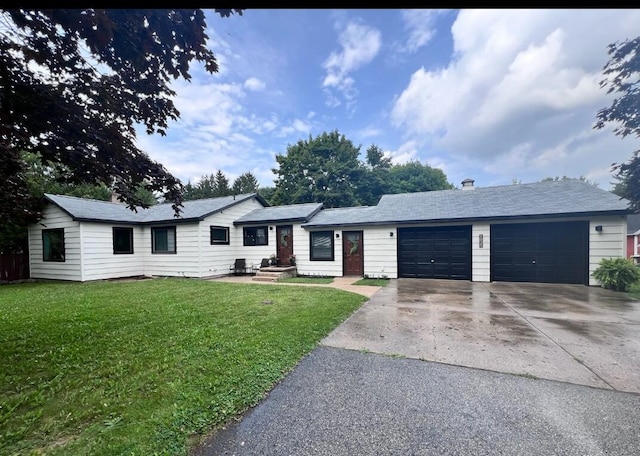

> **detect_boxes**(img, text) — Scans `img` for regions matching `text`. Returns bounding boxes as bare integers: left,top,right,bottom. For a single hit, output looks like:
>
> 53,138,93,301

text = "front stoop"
252,266,297,282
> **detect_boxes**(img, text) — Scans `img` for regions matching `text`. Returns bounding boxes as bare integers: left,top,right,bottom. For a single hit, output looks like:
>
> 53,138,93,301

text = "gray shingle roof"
45,193,264,224
300,206,377,228
627,213,640,235
234,202,323,225
302,180,630,228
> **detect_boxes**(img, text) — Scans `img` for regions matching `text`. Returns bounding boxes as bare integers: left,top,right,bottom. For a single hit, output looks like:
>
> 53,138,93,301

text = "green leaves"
592,257,640,291
271,130,454,208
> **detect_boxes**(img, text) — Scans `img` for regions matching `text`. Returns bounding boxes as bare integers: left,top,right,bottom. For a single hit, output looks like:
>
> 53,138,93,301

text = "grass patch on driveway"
627,282,640,300
0,278,366,455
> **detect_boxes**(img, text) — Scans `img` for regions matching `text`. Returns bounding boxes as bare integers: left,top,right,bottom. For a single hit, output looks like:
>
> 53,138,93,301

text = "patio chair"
260,258,270,269
230,258,248,276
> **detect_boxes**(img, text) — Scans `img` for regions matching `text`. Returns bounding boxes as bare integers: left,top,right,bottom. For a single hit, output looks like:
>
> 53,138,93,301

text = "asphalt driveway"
196,279,640,455
322,278,640,393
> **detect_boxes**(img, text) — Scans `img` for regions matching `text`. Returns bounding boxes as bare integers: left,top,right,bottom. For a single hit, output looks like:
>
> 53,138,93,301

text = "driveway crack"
482,283,616,390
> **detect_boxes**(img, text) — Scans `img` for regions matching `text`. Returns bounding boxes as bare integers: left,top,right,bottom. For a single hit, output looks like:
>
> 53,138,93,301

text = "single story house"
28,178,630,286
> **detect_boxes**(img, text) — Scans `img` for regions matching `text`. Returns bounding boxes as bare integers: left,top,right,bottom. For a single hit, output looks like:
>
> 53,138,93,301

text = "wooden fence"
0,253,29,282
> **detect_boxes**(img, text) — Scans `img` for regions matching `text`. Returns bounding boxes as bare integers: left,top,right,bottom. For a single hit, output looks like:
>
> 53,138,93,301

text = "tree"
182,170,233,201
540,176,598,187
272,130,365,208
0,8,243,226
358,144,394,206
213,170,231,197
257,186,276,205
0,152,159,252
232,172,259,194
388,161,454,194
594,36,640,211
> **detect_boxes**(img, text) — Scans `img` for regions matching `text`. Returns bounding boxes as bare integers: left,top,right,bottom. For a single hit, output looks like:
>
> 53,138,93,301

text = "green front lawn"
352,278,391,287
0,278,366,455
278,276,334,284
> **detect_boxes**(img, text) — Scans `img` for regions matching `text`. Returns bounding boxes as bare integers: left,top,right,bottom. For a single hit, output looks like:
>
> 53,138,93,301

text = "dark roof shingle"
45,193,264,224
303,180,630,228
234,202,323,225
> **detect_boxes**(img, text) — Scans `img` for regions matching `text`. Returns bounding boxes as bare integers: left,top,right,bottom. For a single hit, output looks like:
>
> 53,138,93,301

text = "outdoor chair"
260,258,270,269
230,258,248,276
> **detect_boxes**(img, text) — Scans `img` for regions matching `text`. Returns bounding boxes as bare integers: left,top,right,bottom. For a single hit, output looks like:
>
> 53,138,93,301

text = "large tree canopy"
595,36,640,211
272,130,364,208
0,8,242,225
271,130,454,208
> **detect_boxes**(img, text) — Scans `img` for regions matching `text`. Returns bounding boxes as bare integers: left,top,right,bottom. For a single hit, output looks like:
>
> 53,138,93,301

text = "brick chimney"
461,178,475,190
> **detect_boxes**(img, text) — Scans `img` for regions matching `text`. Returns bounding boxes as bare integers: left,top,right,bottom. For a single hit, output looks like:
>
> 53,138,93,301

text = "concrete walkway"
207,275,382,298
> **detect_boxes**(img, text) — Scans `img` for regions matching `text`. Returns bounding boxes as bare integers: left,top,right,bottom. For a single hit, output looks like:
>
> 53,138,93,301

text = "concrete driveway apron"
321,278,640,393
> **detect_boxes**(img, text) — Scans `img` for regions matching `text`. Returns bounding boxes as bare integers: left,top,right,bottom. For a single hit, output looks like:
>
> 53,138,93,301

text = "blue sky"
135,9,640,192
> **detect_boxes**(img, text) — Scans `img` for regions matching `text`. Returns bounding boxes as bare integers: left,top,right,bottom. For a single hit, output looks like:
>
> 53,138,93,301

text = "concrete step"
252,267,297,282
252,276,279,282
255,271,282,278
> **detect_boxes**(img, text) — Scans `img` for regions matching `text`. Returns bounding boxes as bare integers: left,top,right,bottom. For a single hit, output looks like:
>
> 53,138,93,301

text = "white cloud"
388,140,419,164
244,77,265,91
390,9,640,189
322,21,382,105
399,9,447,53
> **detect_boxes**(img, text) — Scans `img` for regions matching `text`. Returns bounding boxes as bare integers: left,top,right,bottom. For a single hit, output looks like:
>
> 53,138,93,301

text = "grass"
627,282,640,300
352,278,390,287
0,278,366,455
278,276,334,284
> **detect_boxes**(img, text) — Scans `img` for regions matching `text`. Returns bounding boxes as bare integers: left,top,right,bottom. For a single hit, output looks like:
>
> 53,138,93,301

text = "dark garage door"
398,226,471,280
490,221,589,284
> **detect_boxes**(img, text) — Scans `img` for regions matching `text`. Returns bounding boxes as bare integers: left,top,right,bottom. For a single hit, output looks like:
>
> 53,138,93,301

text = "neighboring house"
626,213,640,263
29,179,631,286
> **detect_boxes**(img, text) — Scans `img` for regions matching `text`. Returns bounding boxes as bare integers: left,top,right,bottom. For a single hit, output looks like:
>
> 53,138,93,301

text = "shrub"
592,257,640,291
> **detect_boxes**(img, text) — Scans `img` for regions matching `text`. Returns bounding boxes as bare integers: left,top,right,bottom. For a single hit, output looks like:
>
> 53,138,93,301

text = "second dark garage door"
490,221,589,284
398,226,471,280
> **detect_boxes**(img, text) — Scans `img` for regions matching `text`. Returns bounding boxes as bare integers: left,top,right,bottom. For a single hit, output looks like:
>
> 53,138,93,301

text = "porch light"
595,225,603,232
390,232,394,237
335,233,340,239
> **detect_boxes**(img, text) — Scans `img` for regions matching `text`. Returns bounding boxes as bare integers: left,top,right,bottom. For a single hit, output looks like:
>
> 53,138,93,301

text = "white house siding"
363,226,397,279
296,228,343,277
472,223,491,282
28,204,82,281
80,223,145,281
589,216,626,286
200,199,267,277
141,223,201,278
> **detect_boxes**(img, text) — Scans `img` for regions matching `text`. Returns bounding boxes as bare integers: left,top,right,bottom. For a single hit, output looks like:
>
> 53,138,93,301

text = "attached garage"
490,221,589,284
398,226,471,280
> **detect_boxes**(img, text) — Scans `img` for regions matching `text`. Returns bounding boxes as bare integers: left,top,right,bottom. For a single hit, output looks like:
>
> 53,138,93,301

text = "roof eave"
196,193,264,221
302,210,629,229
234,217,309,226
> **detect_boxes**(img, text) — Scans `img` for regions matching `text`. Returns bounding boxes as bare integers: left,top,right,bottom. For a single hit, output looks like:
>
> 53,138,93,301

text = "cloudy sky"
135,9,640,191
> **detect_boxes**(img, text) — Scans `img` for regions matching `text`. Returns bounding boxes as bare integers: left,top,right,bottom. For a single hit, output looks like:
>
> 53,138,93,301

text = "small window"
210,226,230,245
43,228,65,262
243,226,268,246
113,227,134,254
152,226,176,254
310,231,334,261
